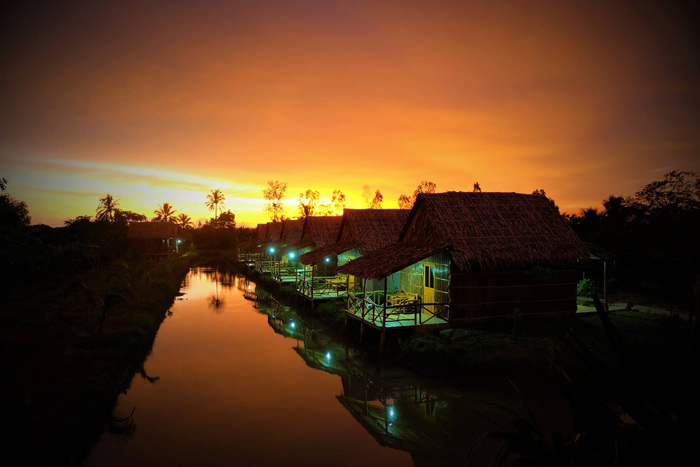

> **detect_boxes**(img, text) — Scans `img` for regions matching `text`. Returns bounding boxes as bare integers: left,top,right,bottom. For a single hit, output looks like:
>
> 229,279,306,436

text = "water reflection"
256,296,571,466
87,269,570,467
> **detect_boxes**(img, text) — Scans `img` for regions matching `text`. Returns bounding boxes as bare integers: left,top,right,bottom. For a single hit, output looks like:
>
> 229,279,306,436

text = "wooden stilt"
379,331,386,355
360,322,364,343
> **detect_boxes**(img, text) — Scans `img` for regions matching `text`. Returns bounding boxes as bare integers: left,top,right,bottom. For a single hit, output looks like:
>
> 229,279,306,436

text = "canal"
86,268,572,466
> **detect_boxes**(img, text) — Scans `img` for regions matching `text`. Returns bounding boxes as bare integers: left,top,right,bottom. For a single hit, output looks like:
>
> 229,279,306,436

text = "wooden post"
382,277,388,330
603,260,608,311
380,330,386,355
360,322,364,343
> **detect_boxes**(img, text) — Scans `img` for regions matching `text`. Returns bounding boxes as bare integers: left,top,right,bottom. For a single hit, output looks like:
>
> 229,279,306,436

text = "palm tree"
176,213,193,229
96,194,119,222
154,202,177,222
206,189,226,221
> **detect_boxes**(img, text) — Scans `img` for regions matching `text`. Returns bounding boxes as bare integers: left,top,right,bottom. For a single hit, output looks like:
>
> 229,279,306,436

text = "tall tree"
331,190,346,215
114,209,146,226
298,189,320,218
263,180,287,221
154,202,177,222
96,194,119,222
206,189,226,221
634,170,699,213
214,210,236,228
176,213,194,229
370,189,383,209
398,181,436,209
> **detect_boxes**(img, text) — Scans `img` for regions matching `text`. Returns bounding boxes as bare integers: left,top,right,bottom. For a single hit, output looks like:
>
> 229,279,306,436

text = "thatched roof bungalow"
127,221,179,256
237,223,269,252
299,209,409,268
339,192,588,325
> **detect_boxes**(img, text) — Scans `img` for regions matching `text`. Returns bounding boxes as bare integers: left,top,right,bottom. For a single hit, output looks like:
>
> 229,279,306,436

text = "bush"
577,278,597,297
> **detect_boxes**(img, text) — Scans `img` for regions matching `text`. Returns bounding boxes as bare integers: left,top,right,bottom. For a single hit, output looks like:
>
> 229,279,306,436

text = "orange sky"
1,0,699,227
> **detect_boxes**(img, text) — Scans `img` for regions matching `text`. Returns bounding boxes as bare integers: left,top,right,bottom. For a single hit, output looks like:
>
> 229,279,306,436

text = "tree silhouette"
298,189,319,218
206,189,226,221
263,180,287,221
96,194,120,222
398,181,436,209
473,182,482,192
154,202,177,222
176,213,193,229
370,189,383,209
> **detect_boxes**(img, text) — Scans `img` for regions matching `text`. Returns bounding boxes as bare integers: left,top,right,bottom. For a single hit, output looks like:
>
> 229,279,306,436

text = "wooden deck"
345,292,449,330
296,275,355,301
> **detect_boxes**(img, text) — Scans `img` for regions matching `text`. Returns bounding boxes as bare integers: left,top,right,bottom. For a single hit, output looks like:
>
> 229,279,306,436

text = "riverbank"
1,254,192,465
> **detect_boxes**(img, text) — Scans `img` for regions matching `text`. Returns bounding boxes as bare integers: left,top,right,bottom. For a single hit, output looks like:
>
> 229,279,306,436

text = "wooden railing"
347,291,449,328
238,252,262,264
271,263,302,283
254,259,275,274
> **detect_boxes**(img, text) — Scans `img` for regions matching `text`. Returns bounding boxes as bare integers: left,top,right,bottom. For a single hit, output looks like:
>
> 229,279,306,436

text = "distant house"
297,209,410,297
251,221,284,274
270,219,305,283
237,223,268,266
290,216,343,300
338,192,588,337
127,222,179,256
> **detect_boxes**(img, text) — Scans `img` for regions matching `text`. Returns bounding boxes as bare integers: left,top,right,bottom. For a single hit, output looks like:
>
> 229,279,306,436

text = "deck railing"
238,252,262,265
271,263,302,283
347,291,449,328
295,274,355,299
254,259,275,274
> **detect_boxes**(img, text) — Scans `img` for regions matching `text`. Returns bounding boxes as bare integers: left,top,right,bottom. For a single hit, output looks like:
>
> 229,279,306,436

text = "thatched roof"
338,242,446,280
298,240,357,265
339,192,588,278
299,209,409,265
127,222,178,239
284,216,342,253
249,221,285,253
280,219,304,244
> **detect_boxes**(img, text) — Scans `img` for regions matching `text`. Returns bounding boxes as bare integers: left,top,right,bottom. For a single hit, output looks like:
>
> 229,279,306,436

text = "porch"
345,290,449,330
254,259,275,275
271,263,302,284
296,271,358,301
238,252,261,267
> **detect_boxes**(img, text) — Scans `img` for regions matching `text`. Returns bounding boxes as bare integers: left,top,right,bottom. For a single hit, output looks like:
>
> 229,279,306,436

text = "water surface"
86,268,571,466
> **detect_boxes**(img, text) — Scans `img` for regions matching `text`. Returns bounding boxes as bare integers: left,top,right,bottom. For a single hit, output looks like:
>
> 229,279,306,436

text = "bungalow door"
423,264,435,315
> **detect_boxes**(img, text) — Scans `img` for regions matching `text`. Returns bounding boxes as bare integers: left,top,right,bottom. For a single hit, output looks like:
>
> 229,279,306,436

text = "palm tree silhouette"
96,194,120,222
154,202,177,222
176,213,193,228
206,189,226,221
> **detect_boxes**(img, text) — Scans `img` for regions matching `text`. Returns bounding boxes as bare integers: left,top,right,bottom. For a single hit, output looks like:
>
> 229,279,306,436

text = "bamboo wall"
448,266,577,322
398,252,450,304
338,247,361,267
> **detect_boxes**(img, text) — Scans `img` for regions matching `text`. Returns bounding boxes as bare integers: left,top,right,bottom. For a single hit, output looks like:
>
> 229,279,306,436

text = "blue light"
176,239,181,244
290,322,296,329
324,257,330,263
289,252,295,259
388,407,396,419
325,352,331,360
269,247,275,254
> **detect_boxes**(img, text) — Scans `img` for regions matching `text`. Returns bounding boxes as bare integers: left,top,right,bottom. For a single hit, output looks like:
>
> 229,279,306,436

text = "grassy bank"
1,254,192,465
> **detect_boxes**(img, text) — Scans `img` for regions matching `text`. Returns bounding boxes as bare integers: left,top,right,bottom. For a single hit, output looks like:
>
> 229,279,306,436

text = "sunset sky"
1,0,699,227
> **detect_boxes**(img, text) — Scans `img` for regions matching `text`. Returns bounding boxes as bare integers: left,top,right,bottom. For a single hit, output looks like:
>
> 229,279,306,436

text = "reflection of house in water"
253,292,569,466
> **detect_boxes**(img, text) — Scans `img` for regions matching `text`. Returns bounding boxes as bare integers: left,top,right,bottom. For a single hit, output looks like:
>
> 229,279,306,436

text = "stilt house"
297,209,410,295
338,192,588,331
292,216,343,300
237,223,268,266
271,219,305,283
